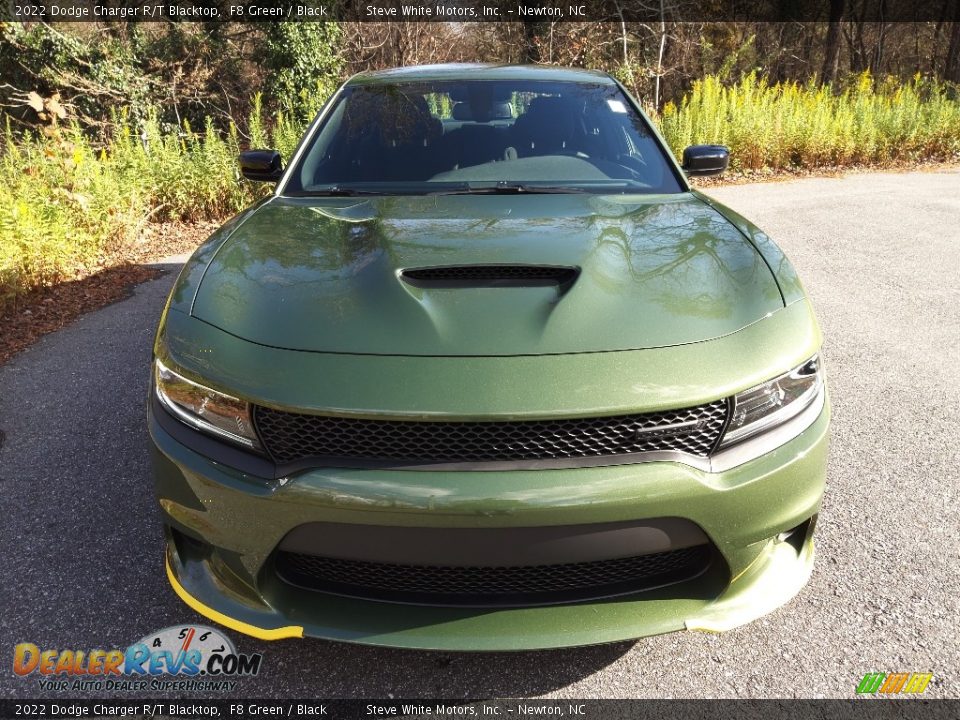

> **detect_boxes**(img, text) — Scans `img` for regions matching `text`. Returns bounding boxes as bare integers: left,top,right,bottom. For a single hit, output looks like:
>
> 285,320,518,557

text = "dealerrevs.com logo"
856,672,933,695
12,625,263,692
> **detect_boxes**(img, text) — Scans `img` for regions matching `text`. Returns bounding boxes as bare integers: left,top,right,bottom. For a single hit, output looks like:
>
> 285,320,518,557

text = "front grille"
401,265,577,286
275,545,712,606
254,400,728,467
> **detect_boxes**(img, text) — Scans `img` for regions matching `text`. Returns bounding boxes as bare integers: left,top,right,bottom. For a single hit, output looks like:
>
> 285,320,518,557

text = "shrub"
0,101,294,310
658,72,960,171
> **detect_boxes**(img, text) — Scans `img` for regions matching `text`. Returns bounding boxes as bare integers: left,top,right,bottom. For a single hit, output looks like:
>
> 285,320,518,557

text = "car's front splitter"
162,521,813,651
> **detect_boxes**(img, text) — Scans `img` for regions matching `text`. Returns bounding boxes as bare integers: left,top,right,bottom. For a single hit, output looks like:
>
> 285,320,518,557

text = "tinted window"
286,80,683,195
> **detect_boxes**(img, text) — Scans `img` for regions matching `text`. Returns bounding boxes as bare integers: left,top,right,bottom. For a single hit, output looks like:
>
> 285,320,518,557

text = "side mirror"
681,145,730,177
240,149,283,182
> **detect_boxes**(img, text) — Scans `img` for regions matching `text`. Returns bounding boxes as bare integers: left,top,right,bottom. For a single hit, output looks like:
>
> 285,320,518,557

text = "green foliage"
0,18,347,310
259,23,343,112
0,23,158,128
2,22,343,140
1,119,133,307
658,72,960,170
0,100,308,310
425,92,454,119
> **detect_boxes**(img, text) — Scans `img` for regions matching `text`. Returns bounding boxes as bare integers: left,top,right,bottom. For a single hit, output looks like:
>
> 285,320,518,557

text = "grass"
2,72,959,311
0,109,267,309
658,72,960,170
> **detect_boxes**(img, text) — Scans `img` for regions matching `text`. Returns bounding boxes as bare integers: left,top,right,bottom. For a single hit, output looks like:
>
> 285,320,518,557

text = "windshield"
284,79,684,195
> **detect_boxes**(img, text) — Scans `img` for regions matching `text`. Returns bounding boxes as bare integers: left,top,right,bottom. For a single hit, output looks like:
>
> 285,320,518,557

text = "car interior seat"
511,97,580,157
342,91,444,181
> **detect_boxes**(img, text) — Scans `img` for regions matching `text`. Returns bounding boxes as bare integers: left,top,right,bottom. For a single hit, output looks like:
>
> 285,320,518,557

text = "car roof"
347,63,615,86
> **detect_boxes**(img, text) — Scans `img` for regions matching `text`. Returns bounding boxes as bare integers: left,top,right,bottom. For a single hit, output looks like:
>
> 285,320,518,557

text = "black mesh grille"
254,400,728,467
401,265,577,286
275,545,712,606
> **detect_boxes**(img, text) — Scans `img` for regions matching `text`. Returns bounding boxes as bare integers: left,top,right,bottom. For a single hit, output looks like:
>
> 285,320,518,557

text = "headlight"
719,355,823,449
154,359,262,451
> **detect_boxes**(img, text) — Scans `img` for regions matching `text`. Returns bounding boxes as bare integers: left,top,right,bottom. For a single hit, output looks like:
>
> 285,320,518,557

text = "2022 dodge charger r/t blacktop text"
149,64,829,650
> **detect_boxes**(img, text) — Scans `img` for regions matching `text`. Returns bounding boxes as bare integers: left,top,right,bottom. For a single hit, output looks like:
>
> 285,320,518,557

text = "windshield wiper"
297,186,387,197
298,182,627,197
431,182,593,195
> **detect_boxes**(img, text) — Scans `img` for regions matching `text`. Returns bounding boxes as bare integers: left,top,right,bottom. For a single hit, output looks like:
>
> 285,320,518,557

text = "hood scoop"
401,265,579,289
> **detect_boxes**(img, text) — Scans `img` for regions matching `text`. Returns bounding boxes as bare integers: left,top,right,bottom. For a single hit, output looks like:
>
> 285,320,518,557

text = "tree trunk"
946,17,960,83
820,0,845,84
873,21,887,74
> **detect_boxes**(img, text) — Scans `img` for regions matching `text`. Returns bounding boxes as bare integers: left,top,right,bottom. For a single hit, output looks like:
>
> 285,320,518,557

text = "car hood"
191,193,784,356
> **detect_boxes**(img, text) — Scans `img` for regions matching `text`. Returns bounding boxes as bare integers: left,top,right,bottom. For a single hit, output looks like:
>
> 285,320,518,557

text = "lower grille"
274,545,713,607
254,400,729,468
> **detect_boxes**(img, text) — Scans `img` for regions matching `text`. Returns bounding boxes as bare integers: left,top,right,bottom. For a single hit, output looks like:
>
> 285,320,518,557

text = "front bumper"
150,394,829,651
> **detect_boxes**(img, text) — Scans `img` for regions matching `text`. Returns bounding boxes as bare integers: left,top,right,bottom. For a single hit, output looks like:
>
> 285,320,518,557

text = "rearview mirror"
240,149,283,182
681,145,730,177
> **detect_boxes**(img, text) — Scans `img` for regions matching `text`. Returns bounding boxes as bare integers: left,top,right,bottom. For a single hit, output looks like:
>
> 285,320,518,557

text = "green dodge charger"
149,64,829,650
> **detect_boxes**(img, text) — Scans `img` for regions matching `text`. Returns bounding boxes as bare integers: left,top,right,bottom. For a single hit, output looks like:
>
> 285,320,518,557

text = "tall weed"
0,100,303,309
659,72,960,170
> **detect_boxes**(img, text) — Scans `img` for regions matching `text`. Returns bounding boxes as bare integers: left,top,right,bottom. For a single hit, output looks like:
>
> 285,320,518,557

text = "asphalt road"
1,169,958,700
